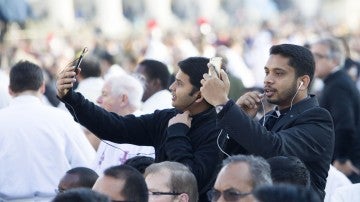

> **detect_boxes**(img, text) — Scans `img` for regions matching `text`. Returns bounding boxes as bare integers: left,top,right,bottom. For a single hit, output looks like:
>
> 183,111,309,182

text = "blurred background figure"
310,37,360,183
144,161,198,202
124,155,155,174
52,188,111,202
209,155,272,202
267,156,311,188
135,59,172,114
57,167,99,194
92,165,148,202
253,184,321,202
0,61,95,201
93,74,154,174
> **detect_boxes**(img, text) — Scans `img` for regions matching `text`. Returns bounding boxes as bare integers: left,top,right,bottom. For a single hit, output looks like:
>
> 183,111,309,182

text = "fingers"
56,66,77,97
220,69,229,86
237,91,262,109
207,63,218,78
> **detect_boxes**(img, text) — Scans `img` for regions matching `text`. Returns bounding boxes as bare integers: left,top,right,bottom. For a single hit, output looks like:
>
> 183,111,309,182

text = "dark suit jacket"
320,69,360,166
219,96,334,200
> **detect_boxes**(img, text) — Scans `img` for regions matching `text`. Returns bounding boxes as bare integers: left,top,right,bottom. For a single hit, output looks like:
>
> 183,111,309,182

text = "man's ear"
8,86,15,96
178,193,189,202
120,94,129,107
195,92,203,103
39,82,46,94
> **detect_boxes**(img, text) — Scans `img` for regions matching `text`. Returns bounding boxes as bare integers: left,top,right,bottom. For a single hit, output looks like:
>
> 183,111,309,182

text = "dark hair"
98,51,115,65
267,156,310,188
52,188,110,202
104,165,148,202
79,58,101,78
177,57,210,90
139,59,170,89
124,156,155,174
9,60,44,93
269,44,315,84
253,184,321,202
66,167,99,188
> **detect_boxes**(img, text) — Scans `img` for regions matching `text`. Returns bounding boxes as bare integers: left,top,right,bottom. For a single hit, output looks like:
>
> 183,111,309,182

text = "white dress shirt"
331,183,360,202
325,165,352,202
92,110,155,175
0,95,95,200
141,89,172,114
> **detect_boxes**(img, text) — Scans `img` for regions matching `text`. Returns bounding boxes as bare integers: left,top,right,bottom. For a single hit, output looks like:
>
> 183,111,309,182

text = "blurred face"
311,43,334,79
168,69,199,111
136,64,155,102
264,54,299,110
145,169,181,202
212,162,255,202
97,82,123,115
57,173,80,194
92,175,126,201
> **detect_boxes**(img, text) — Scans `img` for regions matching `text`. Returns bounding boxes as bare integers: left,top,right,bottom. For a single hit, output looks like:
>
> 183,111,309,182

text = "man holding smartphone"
57,57,222,202
200,44,334,200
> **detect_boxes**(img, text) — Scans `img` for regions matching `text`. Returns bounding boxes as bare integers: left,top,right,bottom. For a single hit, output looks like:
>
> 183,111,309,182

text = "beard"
267,81,298,108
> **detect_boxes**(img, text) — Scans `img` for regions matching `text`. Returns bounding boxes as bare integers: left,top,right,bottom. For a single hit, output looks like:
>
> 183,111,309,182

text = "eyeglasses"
54,188,66,194
207,189,252,202
148,191,181,196
313,53,330,60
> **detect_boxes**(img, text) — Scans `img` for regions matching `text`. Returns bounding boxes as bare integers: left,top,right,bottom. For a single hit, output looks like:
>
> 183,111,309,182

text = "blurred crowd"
1,0,360,202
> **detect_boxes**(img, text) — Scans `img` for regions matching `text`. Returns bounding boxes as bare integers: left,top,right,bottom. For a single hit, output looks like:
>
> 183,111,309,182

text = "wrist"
213,98,229,107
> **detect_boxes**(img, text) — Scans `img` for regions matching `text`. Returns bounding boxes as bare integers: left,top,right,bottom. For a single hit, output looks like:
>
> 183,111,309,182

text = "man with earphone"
201,44,335,201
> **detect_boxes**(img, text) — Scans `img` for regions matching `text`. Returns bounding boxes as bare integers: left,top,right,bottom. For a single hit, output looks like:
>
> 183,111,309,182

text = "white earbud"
298,81,304,90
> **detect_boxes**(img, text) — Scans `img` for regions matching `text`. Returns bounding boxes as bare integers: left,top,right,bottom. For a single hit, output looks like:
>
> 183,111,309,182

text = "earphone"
298,81,304,90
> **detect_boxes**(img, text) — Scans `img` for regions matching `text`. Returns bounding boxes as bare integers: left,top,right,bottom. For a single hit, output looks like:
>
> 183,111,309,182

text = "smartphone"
209,57,223,77
74,47,88,75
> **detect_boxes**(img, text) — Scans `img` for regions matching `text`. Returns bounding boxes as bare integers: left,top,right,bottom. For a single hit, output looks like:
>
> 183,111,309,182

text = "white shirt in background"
325,165,352,202
141,89,172,114
92,110,154,175
0,95,95,200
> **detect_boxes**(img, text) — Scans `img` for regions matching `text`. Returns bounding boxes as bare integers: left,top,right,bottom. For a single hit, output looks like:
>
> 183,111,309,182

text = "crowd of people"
1,2,360,202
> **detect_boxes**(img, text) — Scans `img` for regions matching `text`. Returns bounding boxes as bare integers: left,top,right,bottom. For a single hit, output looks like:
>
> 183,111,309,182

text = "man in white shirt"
0,61,95,201
135,59,172,114
93,74,154,174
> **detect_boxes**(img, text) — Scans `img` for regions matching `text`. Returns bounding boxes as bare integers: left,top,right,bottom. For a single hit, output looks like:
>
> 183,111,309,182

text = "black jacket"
219,96,334,200
61,90,222,201
320,69,360,166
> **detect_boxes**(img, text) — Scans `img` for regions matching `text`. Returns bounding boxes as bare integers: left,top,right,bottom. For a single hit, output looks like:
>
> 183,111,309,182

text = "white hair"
106,74,144,109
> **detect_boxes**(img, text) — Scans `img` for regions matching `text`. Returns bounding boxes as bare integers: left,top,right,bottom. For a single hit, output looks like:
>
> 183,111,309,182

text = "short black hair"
52,188,110,202
253,184,321,202
124,156,154,174
269,44,315,84
79,58,101,78
9,60,44,93
178,57,209,90
267,156,310,188
98,51,115,65
66,167,99,188
104,165,148,202
139,59,170,89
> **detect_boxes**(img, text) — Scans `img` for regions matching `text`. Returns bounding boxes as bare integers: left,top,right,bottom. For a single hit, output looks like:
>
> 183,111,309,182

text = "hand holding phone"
74,47,88,75
209,57,223,78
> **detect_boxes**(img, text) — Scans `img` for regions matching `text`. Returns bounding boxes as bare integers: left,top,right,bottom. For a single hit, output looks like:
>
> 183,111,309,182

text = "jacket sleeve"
60,89,156,146
218,100,334,161
164,122,222,194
